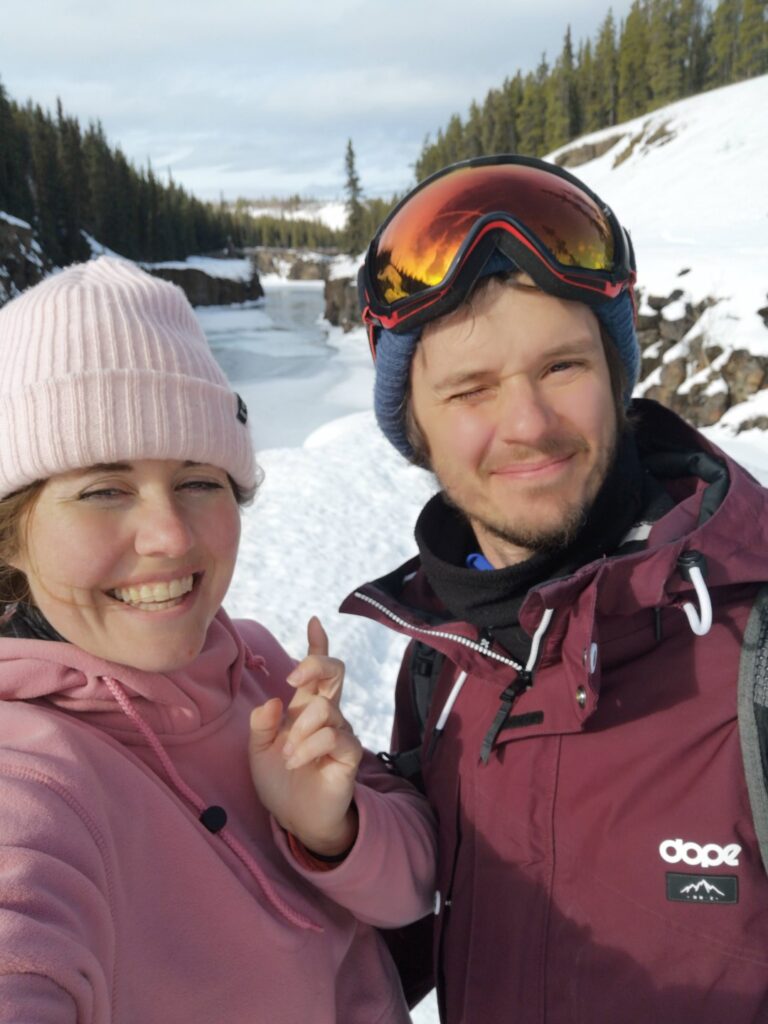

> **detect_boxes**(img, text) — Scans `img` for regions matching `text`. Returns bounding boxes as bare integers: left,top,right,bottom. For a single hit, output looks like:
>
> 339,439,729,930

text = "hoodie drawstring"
102,676,321,933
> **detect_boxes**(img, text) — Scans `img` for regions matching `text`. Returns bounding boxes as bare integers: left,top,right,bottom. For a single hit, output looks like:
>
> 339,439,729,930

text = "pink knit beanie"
0,256,257,498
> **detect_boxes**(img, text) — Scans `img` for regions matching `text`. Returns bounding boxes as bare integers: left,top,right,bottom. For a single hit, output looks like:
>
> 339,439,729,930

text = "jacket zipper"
351,590,524,671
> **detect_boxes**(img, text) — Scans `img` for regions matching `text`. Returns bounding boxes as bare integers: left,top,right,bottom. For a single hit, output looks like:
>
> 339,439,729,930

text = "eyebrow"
432,369,493,395
431,337,599,395
80,462,133,473
77,460,202,475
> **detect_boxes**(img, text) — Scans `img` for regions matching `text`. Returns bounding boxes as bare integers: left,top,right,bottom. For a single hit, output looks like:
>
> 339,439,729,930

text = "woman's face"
11,459,241,672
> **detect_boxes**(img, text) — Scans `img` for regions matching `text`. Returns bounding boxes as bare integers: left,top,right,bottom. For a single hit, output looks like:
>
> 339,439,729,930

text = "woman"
0,257,435,1022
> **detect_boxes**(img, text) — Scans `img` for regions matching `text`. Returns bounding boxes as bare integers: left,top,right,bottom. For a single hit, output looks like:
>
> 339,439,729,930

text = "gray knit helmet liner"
372,253,639,461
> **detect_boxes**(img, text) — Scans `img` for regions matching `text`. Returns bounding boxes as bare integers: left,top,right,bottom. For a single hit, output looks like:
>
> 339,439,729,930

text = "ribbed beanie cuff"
373,327,421,459
594,290,639,403
0,257,256,498
372,285,639,462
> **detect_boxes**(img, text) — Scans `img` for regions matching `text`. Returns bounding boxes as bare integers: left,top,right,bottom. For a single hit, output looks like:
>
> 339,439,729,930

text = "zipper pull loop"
479,670,532,764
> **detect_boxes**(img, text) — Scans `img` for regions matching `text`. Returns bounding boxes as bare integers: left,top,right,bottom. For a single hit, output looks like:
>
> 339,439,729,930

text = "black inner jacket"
415,426,674,665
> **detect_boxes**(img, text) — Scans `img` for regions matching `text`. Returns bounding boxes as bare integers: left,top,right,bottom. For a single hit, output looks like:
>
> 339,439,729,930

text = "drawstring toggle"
677,550,713,637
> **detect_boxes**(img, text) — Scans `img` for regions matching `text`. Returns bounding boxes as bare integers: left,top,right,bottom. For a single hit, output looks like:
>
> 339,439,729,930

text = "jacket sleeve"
273,746,436,928
0,764,114,1023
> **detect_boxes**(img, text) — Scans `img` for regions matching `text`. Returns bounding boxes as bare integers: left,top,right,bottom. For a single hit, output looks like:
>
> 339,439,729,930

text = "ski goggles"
358,154,636,356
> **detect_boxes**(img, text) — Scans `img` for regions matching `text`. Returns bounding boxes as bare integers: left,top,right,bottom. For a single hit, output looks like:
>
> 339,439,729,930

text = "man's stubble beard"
440,433,619,558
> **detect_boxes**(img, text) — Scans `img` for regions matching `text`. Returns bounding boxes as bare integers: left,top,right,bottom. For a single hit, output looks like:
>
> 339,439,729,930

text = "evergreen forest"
0,92,344,266
415,0,767,179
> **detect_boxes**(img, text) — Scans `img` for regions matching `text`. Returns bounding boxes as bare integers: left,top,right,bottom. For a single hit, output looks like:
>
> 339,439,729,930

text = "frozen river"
196,280,374,450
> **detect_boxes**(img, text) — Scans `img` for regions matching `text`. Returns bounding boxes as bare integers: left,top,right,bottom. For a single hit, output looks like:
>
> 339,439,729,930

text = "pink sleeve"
0,976,77,1024
274,750,436,928
0,766,113,1022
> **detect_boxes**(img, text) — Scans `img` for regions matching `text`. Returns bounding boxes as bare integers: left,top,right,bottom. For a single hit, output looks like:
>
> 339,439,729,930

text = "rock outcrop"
0,213,47,306
249,247,332,281
634,285,767,430
146,264,264,306
323,276,359,332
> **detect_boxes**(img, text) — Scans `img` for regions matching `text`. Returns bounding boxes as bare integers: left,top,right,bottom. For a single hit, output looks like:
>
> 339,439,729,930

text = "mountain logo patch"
666,872,738,904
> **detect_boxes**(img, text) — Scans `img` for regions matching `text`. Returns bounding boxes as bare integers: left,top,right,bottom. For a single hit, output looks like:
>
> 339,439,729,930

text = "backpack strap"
381,641,445,783
737,583,768,875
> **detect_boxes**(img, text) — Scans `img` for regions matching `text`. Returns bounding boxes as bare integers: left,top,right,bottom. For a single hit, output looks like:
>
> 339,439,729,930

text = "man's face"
409,276,618,568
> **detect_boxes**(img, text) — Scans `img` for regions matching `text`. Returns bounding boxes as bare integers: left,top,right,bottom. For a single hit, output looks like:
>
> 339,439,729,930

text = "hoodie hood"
0,607,247,740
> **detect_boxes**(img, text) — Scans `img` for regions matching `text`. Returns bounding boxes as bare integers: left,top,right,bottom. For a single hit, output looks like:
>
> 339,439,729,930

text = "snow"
248,199,347,232
328,252,365,280
82,232,125,260
548,74,768,427
0,210,31,230
145,255,254,281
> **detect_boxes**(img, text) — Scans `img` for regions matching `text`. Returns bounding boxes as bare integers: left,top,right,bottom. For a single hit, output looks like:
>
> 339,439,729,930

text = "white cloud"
0,0,637,200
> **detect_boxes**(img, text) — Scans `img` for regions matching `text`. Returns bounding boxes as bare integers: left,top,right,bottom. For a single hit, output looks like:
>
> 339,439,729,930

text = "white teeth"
112,574,194,608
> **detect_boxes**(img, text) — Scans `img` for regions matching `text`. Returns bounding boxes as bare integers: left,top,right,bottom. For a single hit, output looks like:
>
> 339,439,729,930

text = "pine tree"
735,0,768,78
676,0,709,96
442,114,466,164
618,0,652,120
0,82,33,221
594,10,619,125
709,0,742,85
517,57,549,155
25,104,62,263
464,101,484,158
343,139,366,255
496,74,524,152
647,0,682,107
55,99,89,263
545,27,580,151
576,40,601,134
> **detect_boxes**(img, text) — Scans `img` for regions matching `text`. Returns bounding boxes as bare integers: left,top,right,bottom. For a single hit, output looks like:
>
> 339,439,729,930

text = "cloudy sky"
1,0,635,202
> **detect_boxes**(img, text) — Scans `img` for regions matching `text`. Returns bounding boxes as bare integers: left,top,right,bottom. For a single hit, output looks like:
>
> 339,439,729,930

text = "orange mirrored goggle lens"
372,163,616,306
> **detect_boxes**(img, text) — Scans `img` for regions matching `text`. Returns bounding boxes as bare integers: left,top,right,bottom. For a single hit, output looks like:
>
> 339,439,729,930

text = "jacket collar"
343,400,768,658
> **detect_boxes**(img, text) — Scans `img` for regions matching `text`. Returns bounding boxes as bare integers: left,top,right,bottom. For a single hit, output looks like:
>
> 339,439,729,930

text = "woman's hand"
248,617,362,858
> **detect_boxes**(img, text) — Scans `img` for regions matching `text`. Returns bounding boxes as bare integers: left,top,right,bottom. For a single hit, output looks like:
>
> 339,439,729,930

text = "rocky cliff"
0,213,48,305
146,263,264,305
635,285,768,431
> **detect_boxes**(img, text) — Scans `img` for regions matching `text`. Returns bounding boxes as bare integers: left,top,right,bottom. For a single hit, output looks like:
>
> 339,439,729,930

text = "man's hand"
249,617,362,857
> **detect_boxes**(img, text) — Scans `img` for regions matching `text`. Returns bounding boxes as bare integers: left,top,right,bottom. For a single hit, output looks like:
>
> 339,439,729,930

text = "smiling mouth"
492,453,575,478
108,574,197,612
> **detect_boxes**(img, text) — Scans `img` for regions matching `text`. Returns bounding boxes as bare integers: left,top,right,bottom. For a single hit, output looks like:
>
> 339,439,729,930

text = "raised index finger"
306,616,328,658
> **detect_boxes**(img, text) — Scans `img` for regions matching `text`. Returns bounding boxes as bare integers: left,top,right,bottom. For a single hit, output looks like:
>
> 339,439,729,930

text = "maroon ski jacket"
342,400,768,1023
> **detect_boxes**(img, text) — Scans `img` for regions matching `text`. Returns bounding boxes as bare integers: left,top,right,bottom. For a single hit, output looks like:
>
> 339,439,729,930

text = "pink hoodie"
0,610,435,1022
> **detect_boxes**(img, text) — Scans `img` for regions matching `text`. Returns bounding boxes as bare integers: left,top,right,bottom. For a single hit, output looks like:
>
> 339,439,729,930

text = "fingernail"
283,741,294,758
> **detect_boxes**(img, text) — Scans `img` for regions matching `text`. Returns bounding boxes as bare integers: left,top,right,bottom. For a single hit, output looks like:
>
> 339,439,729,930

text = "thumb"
306,615,329,658
249,698,284,757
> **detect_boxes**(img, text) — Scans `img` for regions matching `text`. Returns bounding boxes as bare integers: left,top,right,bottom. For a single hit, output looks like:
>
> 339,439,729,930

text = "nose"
133,498,194,559
497,379,557,448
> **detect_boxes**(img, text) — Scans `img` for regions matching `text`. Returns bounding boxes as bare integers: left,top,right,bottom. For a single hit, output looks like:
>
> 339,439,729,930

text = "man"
341,155,768,1022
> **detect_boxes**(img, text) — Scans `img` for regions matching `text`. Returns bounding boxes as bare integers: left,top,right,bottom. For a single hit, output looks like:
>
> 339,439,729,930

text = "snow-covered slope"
549,75,768,429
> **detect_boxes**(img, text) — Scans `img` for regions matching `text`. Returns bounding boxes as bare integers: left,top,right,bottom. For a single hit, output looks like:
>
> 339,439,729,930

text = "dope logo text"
659,838,741,868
